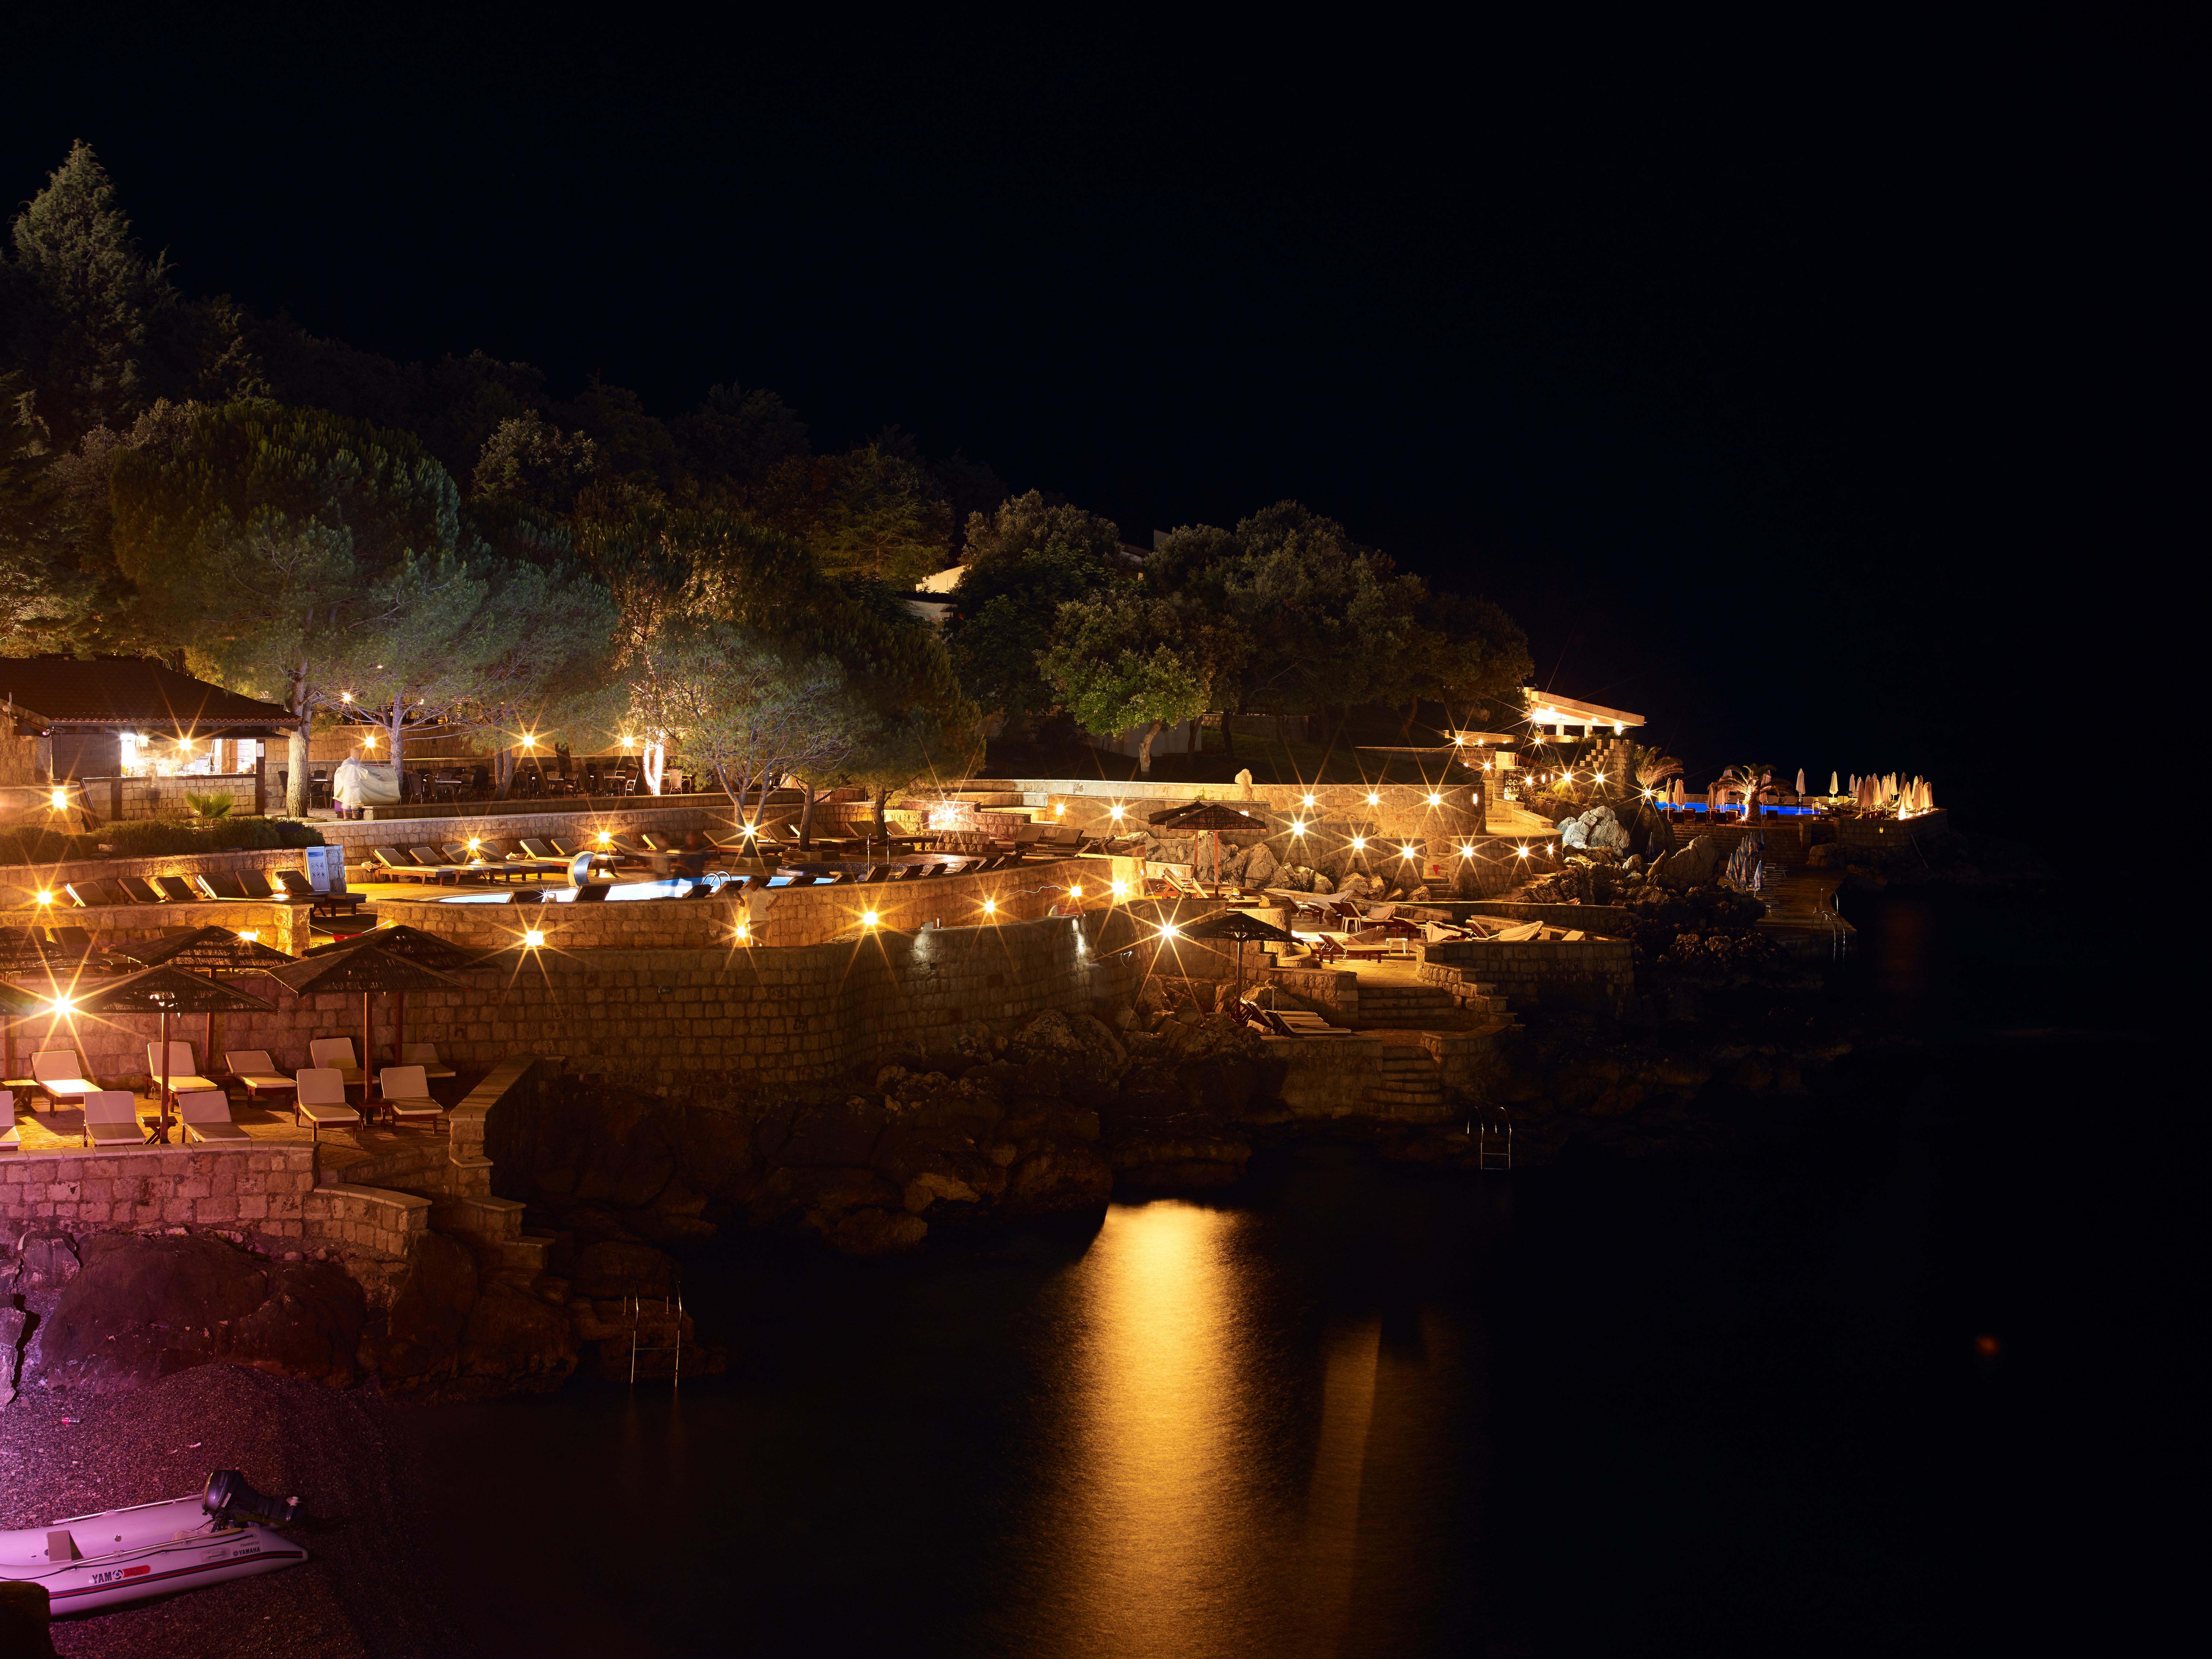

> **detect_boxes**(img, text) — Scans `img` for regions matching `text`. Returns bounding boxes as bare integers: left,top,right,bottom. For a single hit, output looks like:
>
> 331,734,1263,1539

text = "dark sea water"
399,886,2183,1656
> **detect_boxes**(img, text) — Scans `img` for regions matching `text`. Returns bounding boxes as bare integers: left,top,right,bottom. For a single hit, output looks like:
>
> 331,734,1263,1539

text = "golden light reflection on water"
1067,1200,1248,1648
1021,1200,1388,1659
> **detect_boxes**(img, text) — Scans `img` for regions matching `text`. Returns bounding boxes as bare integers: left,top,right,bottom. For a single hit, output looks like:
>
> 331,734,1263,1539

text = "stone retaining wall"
0,1144,316,1234
375,855,1099,952
0,843,321,906
13,912,1148,1092
0,896,312,959
1256,1034,1384,1117
1421,936,1636,1017
303,1183,431,1256
82,773,260,822
1004,778,1486,839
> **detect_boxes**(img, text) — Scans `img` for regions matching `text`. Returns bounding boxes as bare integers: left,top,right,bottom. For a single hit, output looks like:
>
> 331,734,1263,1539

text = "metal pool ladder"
1475,1109,1513,1171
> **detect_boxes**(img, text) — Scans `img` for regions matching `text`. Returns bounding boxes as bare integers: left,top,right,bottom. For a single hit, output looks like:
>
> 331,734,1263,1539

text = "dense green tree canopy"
944,492,1126,721
1037,588,1209,773
109,399,473,811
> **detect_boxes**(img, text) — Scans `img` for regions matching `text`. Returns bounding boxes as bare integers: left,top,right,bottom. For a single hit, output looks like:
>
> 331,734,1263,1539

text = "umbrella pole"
395,989,406,1072
362,991,373,1115
158,1008,171,1145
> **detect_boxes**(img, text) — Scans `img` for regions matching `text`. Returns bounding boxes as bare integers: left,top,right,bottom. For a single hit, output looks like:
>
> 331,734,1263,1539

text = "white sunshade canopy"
1522,692,1644,731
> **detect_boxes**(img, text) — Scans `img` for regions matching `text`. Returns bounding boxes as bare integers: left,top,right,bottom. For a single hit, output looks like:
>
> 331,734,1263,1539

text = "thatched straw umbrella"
301,925,483,1063
1147,800,1275,896
1179,908,1298,999
100,925,299,1072
31,964,274,1143
270,943,469,1107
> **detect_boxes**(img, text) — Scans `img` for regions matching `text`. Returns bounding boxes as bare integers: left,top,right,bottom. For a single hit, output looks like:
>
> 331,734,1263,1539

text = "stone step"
430,1193,526,1245
493,1232,555,1289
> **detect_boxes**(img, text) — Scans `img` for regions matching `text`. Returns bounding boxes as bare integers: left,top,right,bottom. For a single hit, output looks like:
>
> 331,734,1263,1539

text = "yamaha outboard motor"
203,1471,300,1526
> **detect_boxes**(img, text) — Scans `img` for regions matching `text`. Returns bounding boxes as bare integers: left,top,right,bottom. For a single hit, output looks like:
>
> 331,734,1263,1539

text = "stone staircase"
314,1054,563,1291
1413,963,1524,1028
1369,1042,1447,1112
431,1191,557,1289
1354,980,1470,1029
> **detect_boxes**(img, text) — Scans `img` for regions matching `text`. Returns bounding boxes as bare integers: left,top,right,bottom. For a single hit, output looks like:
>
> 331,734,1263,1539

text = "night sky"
5,25,2170,814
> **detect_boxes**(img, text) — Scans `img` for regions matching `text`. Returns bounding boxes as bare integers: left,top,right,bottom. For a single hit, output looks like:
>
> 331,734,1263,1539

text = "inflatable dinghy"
0,1471,306,1615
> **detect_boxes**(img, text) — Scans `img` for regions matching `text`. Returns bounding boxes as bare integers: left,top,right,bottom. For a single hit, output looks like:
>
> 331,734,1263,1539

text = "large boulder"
14,1230,78,1290
459,1286,577,1393
226,1260,369,1387
1001,1142,1114,1217
746,1165,902,1231
1590,815,1631,849
40,1233,366,1389
1244,842,1280,887
1653,834,1720,891
1558,818,1589,849
1007,1010,1128,1104
567,1239,677,1299
871,1125,1001,1212
360,1232,478,1388
778,1095,891,1167
0,1305,28,1408
828,1209,930,1257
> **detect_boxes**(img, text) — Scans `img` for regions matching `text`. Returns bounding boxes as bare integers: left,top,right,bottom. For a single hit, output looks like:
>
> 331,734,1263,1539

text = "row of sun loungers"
67,868,321,907
2,1066,442,1149
9,1041,458,1145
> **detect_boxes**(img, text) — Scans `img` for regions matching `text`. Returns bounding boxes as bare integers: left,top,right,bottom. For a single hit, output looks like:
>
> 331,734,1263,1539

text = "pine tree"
3,142,177,443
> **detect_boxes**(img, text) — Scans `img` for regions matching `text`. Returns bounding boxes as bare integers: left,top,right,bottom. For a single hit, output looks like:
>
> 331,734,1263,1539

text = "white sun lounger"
1,1090,17,1151
226,1050,297,1102
177,1090,250,1144
147,1042,219,1095
307,1038,363,1086
294,1068,360,1141
396,1043,457,1081
82,1090,147,1148
378,1065,443,1131
31,1050,101,1105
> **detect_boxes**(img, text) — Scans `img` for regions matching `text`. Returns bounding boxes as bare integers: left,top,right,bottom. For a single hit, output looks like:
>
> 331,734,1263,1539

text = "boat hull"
1,1493,306,1615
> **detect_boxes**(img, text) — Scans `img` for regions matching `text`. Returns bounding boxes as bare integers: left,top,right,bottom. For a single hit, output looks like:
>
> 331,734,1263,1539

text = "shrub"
0,816,325,867
184,791,234,820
